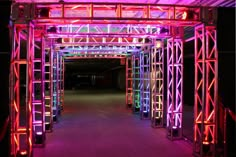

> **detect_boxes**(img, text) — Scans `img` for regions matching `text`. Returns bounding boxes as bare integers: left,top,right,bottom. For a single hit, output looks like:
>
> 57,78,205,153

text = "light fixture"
155,117,161,125
156,40,162,48
39,8,50,18
47,26,57,33
45,123,51,131
172,126,179,137
160,27,169,34
143,111,149,118
182,10,196,20
34,132,44,144
17,150,27,157
202,141,211,154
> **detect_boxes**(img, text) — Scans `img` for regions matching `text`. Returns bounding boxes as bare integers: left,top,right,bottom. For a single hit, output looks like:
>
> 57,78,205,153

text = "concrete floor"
34,89,193,157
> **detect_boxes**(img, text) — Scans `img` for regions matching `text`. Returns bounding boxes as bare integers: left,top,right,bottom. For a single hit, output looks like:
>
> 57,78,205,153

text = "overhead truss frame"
9,2,219,157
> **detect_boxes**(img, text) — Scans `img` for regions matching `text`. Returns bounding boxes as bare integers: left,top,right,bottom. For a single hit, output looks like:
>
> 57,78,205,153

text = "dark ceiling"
65,58,124,74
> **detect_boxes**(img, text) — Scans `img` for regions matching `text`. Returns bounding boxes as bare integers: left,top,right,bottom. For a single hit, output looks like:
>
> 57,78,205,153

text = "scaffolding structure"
9,2,220,157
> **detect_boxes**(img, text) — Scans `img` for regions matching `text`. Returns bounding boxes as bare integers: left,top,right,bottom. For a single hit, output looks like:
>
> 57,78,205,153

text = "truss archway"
9,2,219,157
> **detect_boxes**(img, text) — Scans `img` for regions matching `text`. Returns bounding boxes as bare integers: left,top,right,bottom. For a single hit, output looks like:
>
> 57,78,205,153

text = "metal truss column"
57,54,63,114
140,46,151,119
32,35,46,146
59,56,65,111
167,37,183,140
44,48,53,132
126,56,132,108
193,24,218,157
132,52,140,113
51,50,59,123
151,42,164,127
10,23,34,157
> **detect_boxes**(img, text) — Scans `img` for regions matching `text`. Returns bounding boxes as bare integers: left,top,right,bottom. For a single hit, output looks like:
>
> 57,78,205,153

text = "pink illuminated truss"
59,55,65,111
44,46,53,132
46,24,171,39
11,3,201,25
32,34,46,146
13,0,235,8
193,24,218,157
166,37,183,140
126,57,133,108
151,41,164,128
51,51,60,123
10,23,34,157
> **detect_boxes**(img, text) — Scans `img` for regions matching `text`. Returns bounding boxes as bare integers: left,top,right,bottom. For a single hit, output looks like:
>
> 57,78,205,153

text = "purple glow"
172,126,177,129
36,132,43,135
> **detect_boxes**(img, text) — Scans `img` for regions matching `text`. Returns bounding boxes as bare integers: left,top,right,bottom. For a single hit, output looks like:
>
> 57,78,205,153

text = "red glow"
203,141,210,145
20,150,27,155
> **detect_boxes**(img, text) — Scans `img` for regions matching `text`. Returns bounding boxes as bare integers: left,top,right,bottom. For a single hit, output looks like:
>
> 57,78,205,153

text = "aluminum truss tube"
44,48,53,132
26,23,34,157
140,46,151,119
167,37,183,140
29,3,201,25
10,23,34,157
56,53,61,115
10,24,21,157
60,56,65,111
126,57,132,108
132,53,140,113
32,35,46,147
58,54,64,113
193,24,218,157
52,51,59,123
151,44,164,128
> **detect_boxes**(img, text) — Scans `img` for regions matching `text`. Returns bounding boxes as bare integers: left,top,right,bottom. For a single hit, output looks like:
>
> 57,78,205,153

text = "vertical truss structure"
140,45,151,119
58,54,64,113
194,24,218,157
10,23,34,157
132,53,140,113
59,56,65,111
44,49,53,132
126,56,132,108
167,37,183,140
32,35,46,146
52,52,59,122
151,43,164,127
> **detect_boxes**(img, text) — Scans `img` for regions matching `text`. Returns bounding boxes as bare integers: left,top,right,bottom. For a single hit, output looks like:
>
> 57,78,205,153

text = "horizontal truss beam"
46,24,171,38
12,2,201,26
65,55,126,59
